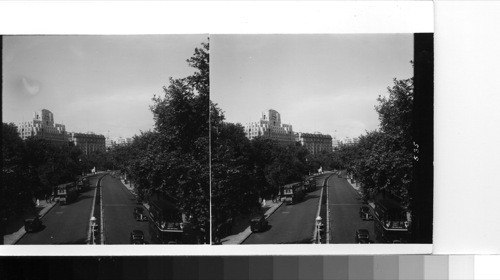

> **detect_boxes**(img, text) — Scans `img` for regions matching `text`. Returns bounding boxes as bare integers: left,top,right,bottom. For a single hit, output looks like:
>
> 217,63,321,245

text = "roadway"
101,175,150,244
243,173,332,244
17,176,100,244
327,173,375,243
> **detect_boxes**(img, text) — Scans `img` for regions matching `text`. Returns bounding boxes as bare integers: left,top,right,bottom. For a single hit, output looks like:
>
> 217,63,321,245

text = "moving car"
134,207,148,221
359,205,373,221
130,230,145,244
24,216,42,233
250,215,268,233
355,229,370,243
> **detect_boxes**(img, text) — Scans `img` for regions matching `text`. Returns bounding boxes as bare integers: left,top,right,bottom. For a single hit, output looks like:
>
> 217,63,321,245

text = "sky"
3,35,207,139
211,34,414,140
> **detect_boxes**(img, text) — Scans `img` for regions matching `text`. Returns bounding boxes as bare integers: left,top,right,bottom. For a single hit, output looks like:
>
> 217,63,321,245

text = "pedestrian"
36,199,40,207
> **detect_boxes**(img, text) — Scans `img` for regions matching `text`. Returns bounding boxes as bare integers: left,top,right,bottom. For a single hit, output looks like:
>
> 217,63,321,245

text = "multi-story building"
17,109,68,145
341,136,359,146
245,109,295,144
68,132,106,155
105,137,115,150
332,138,340,150
295,132,333,155
114,137,133,146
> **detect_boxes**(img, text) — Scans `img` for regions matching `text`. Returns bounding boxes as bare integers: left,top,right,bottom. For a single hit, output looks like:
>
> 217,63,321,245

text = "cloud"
20,76,41,96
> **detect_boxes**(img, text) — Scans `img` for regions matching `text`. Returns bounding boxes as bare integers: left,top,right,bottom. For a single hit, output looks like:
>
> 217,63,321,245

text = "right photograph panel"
210,34,433,245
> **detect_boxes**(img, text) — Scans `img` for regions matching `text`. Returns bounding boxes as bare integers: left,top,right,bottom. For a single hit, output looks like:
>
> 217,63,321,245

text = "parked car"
355,229,370,243
250,215,268,233
24,216,42,233
130,230,145,244
133,207,148,221
359,205,373,221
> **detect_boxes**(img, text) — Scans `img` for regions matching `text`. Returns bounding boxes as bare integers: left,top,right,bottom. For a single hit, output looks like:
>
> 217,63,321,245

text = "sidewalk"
3,199,57,245
221,199,283,245
345,177,376,209
119,178,150,211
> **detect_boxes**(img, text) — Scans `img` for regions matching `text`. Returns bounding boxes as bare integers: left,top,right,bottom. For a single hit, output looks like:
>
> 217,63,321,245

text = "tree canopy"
334,76,414,205
108,41,211,242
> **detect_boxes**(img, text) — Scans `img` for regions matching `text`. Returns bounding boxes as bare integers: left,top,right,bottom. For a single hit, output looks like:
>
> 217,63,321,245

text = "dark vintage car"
355,229,370,243
250,215,268,233
133,207,148,221
130,230,145,244
24,216,42,233
359,205,373,221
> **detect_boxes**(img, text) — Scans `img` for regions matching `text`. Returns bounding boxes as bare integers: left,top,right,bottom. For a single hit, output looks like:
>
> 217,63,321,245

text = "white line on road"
312,177,325,244
329,203,363,206
87,185,98,245
100,176,105,245
326,176,330,244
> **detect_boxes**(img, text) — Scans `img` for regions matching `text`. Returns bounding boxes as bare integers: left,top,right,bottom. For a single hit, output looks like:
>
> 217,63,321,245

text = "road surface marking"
329,203,363,206
326,176,330,244
99,175,105,245
87,185,98,244
102,204,133,207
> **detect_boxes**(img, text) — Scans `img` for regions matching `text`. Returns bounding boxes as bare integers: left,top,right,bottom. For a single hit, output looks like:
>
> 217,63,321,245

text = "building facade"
245,109,295,144
68,132,106,155
332,138,340,150
295,132,333,155
17,109,68,145
341,136,359,146
114,137,133,146
105,137,115,150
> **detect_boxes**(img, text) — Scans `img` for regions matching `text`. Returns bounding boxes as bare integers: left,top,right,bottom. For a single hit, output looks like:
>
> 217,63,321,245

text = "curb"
239,201,284,245
345,175,376,210
226,201,284,245
312,174,334,244
264,201,284,220
11,201,58,245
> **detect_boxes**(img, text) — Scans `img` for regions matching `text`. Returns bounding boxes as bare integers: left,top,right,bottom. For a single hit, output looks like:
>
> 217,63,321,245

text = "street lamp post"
90,216,97,244
315,216,323,244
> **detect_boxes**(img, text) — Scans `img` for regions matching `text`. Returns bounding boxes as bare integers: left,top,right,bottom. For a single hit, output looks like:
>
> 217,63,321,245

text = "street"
243,173,331,244
17,176,100,244
101,175,150,244
16,174,151,245
327,174,375,243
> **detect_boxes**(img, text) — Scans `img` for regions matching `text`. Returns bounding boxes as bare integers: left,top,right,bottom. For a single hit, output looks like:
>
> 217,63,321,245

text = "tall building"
68,132,106,155
105,137,115,150
245,109,295,144
340,136,359,146
295,132,333,155
17,109,68,145
114,136,133,146
332,138,340,150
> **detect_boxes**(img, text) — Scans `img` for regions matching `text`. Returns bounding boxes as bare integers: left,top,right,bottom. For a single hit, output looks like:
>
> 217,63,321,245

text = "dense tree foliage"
2,123,32,219
210,114,311,237
106,41,211,242
334,77,414,205
2,123,86,222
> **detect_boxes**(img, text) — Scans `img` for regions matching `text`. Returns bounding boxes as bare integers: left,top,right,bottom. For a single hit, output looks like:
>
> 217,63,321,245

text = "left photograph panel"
1,35,210,245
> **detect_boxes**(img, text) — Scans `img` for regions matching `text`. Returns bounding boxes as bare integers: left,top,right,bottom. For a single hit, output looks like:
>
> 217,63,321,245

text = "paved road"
243,173,331,244
327,174,375,243
101,175,150,244
18,176,100,244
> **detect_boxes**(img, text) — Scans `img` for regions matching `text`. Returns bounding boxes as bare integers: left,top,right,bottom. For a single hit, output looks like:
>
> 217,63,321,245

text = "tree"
2,123,32,220
211,122,259,225
264,143,309,195
376,78,413,145
122,41,211,242
337,76,414,205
